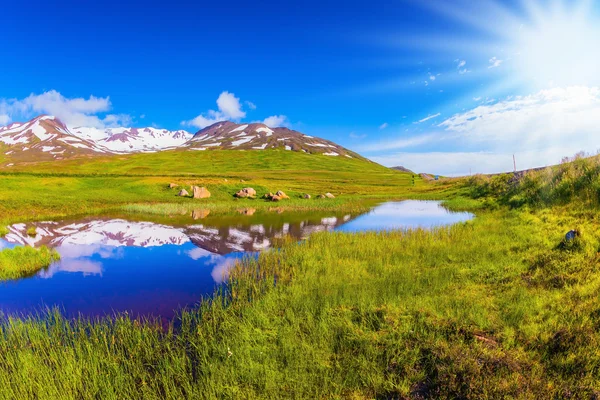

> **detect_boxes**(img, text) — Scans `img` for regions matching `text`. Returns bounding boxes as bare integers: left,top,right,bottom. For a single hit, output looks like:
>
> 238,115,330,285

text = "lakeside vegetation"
0,247,60,281
3,151,600,397
1,205,599,398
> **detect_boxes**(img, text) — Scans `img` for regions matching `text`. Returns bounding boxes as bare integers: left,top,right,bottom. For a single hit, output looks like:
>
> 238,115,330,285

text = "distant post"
513,154,516,172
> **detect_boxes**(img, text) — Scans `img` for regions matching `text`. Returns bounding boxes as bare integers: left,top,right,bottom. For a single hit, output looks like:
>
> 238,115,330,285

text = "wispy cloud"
439,86,600,151
416,113,441,123
358,133,440,152
350,132,367,140
379,122,389,130
455,59,470,74
488,56,503,68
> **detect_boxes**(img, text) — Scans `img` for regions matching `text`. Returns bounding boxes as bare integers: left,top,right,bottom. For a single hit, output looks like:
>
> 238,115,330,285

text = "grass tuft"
0,246,60,281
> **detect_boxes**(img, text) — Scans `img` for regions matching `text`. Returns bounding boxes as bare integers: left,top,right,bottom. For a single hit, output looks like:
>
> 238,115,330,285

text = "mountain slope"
0,116,366,167
391,166,415,174
0,115,109,163
0,116,194,166
70,126,192,153
185,121,362,158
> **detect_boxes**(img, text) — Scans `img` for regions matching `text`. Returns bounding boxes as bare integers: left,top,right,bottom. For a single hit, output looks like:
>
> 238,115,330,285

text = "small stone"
178,189,190,197
235,187,257,198
275,191,290,199
303,194,311,199
325,193,335,199
192,186,211,199
169,183,178,189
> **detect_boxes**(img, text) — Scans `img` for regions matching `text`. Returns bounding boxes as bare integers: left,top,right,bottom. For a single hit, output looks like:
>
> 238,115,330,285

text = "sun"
512,1,600,89
401,0,600,97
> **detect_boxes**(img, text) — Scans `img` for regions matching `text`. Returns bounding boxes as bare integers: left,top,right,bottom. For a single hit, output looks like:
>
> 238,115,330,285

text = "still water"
0,201,472,320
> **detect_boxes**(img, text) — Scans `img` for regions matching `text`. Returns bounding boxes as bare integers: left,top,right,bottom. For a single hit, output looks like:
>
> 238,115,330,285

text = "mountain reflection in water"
0,201,473,320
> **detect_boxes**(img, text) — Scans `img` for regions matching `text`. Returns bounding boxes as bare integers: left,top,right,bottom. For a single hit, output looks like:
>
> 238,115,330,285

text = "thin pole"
513,154,516,172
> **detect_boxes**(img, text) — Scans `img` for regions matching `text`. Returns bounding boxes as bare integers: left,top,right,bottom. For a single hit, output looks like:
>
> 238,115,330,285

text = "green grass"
11,149,600,397
0,246,60,281
0,149,432,226
464,153,600,209
0,206,599,398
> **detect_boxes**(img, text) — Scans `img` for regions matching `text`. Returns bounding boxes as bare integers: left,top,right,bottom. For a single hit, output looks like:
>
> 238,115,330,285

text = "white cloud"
217,91,246,120
439,86,600,152
371,147,583,177
359,133,440,152
379,122,389,130
0,114,10,125
245,101,257,110
262,115,289,128
429,75,436,81
350,132,367,140
365,86,600,175
183,91,249,129
0,90,130,128
455,59,470,74
372,86,600,175
417,113,441,123
488,57,503,68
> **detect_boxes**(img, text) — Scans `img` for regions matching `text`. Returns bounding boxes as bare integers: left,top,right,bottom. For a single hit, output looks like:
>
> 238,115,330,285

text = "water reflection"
0,201,472,320
337,200,473,232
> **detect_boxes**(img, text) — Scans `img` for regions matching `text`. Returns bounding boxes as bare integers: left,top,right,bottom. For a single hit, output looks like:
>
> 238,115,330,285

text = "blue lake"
0,201,473,321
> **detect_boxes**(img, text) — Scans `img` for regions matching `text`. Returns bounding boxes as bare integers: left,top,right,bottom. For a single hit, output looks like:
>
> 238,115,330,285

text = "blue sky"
2,0,600,175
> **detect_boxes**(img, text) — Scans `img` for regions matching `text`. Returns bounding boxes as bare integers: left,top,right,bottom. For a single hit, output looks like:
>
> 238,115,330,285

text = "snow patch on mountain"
70,126,192,153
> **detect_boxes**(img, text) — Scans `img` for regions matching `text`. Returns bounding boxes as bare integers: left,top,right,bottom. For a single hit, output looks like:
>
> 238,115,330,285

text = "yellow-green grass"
0,206,599,398
0,149,449,226
0,246,60,281
465,153,600,209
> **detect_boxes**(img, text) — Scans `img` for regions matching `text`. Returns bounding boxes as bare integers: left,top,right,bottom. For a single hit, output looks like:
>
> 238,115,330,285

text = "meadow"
0,149,441,225
1,203,599,398
2,150,599,398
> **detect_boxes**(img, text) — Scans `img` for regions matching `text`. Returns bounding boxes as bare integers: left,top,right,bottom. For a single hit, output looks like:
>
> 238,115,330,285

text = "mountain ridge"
0,115,364,166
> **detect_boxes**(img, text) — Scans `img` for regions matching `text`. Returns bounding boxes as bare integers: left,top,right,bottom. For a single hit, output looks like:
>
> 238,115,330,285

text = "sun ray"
407,0,521,40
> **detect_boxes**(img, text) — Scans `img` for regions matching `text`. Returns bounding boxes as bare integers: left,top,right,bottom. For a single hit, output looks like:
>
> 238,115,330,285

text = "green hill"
0,149,442,224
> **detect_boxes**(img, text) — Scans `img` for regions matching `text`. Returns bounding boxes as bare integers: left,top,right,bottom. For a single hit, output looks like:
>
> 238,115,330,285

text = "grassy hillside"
5,148,391,177
0,149,454,225
464,153,600,208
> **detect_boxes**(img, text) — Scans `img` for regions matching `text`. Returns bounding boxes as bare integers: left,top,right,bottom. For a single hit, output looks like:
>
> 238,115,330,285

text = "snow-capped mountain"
70,126,192,153
0,115,362,167
184,121,360,158
0,115,110,163
0,115,193,165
